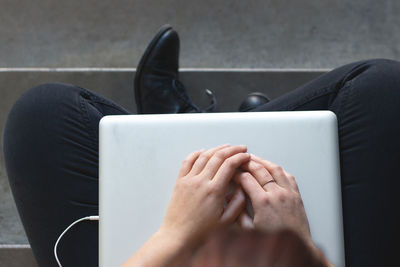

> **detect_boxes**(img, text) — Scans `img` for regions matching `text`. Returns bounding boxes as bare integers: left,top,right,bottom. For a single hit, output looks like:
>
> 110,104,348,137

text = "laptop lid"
99,111,345,267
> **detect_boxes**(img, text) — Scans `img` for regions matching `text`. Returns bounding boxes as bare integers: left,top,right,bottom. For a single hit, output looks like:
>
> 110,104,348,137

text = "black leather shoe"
134,25,216,114
238,92,270,112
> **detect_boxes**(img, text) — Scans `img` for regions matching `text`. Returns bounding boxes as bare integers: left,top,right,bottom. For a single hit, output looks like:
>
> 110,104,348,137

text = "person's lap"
3,84,129,267
3,59,400,267
255,58,400,266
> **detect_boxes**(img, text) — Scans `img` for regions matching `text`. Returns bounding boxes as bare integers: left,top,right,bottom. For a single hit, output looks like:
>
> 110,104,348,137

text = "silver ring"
262,179,275,189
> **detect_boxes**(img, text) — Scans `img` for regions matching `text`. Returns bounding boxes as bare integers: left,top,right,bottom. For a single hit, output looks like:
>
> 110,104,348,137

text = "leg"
254,59,400,267
3,83,130,267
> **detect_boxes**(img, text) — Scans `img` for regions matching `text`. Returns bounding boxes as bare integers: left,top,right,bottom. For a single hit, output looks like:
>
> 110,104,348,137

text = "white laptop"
99,111,345,267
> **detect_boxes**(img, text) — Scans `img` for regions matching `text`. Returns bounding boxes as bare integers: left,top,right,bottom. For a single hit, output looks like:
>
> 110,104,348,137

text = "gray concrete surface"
0,69,326,248
0,245,37,267
0,0,399,68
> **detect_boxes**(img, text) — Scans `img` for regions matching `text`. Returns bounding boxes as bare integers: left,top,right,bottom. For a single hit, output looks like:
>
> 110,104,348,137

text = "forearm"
122,230,185,267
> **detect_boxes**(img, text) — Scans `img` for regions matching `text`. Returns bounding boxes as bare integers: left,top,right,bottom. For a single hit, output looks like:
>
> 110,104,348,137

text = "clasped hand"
159,144,312,247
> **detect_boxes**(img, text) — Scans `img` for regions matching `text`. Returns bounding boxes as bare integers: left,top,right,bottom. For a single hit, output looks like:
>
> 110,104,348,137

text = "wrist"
156,227,189,251
123,228,189,267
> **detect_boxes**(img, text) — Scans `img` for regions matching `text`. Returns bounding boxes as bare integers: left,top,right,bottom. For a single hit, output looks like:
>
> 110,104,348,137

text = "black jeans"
3,59,400,267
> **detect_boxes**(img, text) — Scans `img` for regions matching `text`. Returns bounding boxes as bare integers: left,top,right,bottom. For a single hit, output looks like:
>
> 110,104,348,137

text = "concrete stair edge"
0,244,37,267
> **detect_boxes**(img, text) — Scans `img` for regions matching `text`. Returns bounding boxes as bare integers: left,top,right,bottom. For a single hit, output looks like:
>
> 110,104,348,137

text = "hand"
235,155,312,245
159,145,251,247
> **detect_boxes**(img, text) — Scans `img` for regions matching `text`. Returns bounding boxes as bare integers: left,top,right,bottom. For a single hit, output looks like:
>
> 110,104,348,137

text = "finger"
212,152,251,191
234,171,265,205
238,211,254,230
202,145,248,179
177,150,204,178
283,170,299,192
224,181,237,202
225,192,234,203
220,187,246,225
241,160,279,192
250,155,291,188
189,144,230,175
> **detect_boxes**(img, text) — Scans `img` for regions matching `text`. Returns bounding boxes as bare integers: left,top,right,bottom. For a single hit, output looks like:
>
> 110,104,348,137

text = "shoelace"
172,79,217,113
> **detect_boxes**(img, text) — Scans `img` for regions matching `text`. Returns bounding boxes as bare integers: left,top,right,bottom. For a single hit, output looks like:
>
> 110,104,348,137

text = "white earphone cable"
54,215,99,267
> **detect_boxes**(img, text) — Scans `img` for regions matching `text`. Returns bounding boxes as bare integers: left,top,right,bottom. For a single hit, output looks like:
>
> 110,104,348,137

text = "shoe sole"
134,24,173,114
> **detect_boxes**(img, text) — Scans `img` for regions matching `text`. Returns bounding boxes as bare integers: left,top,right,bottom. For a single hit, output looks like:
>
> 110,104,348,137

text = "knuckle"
238,153,249,163
293,182,300,191
272,165,283,173
207,183,221,195
294,193,302,203
253,163,264,172
198,153,209,161
242,172,252,180
293,192,303,202
207,157,218,168
226,154,246,168
224,157,237,167
260,194,271,205
214,150,226,160
277,191,287,202
293,193,304,206
192,178,203,188
178,179,190,189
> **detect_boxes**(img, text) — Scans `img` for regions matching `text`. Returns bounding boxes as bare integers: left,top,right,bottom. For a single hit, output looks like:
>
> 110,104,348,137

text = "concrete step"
1,0,399,68
0,245,37,267
0,68,327,265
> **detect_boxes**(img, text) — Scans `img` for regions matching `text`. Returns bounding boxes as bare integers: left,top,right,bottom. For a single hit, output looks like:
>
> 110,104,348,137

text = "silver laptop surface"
99,111,345,267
